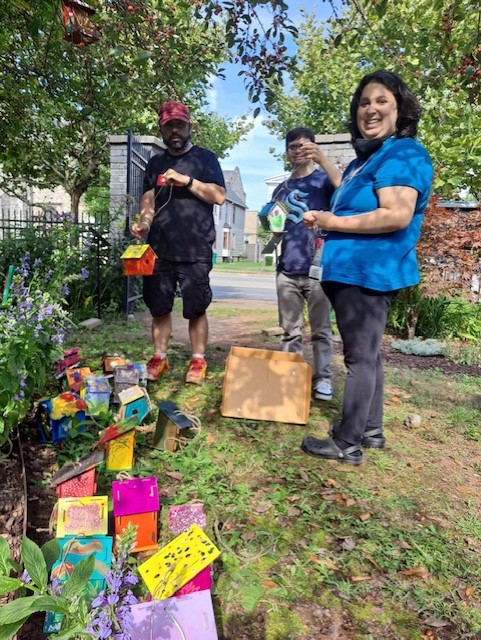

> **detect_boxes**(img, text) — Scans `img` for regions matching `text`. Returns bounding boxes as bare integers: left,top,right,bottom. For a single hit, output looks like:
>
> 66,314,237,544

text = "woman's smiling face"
356,82,398,140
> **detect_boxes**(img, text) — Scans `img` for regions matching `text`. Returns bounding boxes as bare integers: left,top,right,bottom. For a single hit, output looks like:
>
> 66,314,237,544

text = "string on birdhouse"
163,410,202,452
61,0,99,47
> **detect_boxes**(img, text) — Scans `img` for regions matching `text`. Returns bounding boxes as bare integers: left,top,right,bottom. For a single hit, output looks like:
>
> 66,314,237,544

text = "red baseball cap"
157,101,191,126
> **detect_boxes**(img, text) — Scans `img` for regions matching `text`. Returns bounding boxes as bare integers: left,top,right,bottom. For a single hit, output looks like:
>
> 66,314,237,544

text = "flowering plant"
0,255,73,447
0,525,140,640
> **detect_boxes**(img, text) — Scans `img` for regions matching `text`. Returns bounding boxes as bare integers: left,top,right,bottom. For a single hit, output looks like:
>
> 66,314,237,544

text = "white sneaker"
313,378,333,401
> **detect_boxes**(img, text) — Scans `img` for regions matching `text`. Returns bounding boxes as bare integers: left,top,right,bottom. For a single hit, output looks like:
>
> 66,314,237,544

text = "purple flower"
81,267,89,279
91,592,108,608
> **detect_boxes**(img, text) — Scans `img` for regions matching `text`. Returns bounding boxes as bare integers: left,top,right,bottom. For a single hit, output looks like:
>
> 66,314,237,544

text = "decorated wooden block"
81,375,111,416
173,566,212,597
118,385,150,425
112,476,159,517
96,422,136,471
52,450,103,498
102,353,126,374
66,367,92,393
56,496,108,537
56,347,81,374
129,591,218,640
121,244,158,276
168,503,207,536
154,401,195,452
138,524,220,600
115,511,158,553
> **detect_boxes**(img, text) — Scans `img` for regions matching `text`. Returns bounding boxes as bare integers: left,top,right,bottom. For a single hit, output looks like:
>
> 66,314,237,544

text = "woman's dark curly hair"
348,70,422,141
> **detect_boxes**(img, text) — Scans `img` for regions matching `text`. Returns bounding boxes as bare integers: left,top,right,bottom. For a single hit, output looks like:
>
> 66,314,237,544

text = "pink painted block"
168,503,206,535
173,566,212,597
112,476,159,517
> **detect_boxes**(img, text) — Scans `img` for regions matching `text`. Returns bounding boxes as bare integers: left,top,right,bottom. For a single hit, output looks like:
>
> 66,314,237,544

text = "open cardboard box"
221,347,312,424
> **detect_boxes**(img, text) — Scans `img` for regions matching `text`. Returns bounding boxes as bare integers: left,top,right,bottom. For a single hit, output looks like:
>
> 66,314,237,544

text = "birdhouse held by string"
121,244,158,276
61,0,99,47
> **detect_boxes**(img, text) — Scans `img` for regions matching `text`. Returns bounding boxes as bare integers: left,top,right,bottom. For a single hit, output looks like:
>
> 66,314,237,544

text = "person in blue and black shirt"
301,71,433,466
273,127,341,402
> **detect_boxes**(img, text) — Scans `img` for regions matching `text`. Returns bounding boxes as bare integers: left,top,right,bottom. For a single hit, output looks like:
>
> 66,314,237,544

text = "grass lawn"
213,260,275,274
56,302,481,640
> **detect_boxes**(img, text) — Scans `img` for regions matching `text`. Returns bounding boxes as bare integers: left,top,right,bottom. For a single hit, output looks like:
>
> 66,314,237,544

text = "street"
210,272,277,301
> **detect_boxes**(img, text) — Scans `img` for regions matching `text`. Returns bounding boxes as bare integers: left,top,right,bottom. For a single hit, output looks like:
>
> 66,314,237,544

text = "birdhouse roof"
157,400,194,429
96,420,136,445
50,450,104,487
121,244,157,260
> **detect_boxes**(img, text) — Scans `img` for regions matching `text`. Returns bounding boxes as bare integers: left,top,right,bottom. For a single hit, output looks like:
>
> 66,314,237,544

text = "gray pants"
276,272,333,382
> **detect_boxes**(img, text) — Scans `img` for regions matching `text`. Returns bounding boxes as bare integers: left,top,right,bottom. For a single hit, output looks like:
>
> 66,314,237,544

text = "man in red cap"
132,101,226,384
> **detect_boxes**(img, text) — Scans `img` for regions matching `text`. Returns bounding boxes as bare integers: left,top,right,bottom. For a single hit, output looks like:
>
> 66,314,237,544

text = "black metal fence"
123,130,152,316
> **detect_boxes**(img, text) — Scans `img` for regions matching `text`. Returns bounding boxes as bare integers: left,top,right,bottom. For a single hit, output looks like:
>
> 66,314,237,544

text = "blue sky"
211,1,333,211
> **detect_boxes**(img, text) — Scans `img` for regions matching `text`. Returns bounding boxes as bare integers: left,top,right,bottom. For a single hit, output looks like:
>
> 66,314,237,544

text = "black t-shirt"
143,146,225,262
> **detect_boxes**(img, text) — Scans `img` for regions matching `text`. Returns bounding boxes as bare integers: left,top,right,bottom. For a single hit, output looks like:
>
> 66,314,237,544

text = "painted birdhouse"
61,0,99,47
112,476,160,552
102,353,126,374
154,401,195,452
65,367,92,393
36,394,87,444
258,200,288,233
121,244,158,276
95,421,136,471
51,450,103,498
118,385,150,425
56,347,81,375
81,375,111,416
113,365,140,403
56,496,109,537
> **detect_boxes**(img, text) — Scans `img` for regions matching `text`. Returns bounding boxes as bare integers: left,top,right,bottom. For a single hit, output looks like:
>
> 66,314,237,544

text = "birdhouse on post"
154,401,196,452
61,0,99,47
121,244,158,276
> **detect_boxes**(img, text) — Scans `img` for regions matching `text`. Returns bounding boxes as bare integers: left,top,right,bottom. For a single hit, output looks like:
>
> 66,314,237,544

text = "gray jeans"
276,272,333,382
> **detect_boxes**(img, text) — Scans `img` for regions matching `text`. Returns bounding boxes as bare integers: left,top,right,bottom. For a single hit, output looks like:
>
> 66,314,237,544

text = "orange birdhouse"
61,0,99,47
121,245,158,276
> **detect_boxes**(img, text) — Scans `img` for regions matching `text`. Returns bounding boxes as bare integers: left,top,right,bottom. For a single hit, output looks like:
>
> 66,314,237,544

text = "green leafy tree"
0,0,296,218
266,0,481,198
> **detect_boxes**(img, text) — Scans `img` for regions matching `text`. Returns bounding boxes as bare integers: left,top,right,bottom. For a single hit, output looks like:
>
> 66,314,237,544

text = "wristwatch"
186,175,194,189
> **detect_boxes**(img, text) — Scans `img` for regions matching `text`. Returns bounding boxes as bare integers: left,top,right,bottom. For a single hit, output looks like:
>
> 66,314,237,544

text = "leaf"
0,538,12,575
0,617,30,640
165,471,183,481
359,512,371,522
262,580,278,588
60,555,95,601
0,576,23,596
132,49,152,65
351,575,373,582
41,539,61,573
0,595,69,624
21,538,47,590
400,567,429,578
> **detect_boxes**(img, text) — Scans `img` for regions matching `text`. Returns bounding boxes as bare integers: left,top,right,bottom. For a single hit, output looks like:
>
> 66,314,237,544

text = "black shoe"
301,436,363,466
328,424,386,449
361,428,386,449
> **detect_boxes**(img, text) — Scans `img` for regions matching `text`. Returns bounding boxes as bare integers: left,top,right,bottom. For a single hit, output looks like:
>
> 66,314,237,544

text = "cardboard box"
221,347,312,425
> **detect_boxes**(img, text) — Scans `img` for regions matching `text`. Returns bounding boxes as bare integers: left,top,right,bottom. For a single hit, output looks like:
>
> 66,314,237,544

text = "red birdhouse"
61,0,99,47
121,245,158,276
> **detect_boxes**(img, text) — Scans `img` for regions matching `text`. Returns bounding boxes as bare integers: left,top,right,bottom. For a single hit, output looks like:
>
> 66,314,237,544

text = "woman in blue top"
301,70,433,465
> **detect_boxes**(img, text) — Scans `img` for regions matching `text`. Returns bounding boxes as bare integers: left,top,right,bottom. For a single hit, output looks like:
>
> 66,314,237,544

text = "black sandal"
301,436,363,466
361,428,386,449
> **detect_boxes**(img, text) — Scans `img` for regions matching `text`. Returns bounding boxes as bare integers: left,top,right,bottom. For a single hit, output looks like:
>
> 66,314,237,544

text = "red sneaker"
185,357,207,384
146,355,169,381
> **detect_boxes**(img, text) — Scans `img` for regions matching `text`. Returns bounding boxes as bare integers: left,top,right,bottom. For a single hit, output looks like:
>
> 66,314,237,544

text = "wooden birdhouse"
56,496,109,537
95,421,136,471
112,476,160,552
121,244,158,276
118,385,150,425
81,375,111,416
56,347,81,375
65,367,92,393
154,401,196,452
51,450,103,498
36,394,87,444
101,353,126,374
61,0,99,47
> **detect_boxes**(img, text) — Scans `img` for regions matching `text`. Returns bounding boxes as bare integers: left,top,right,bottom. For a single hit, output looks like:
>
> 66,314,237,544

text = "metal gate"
123,129,152,316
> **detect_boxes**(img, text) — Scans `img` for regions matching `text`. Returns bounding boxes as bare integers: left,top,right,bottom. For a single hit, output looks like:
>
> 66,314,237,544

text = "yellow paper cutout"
138,523,220,600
